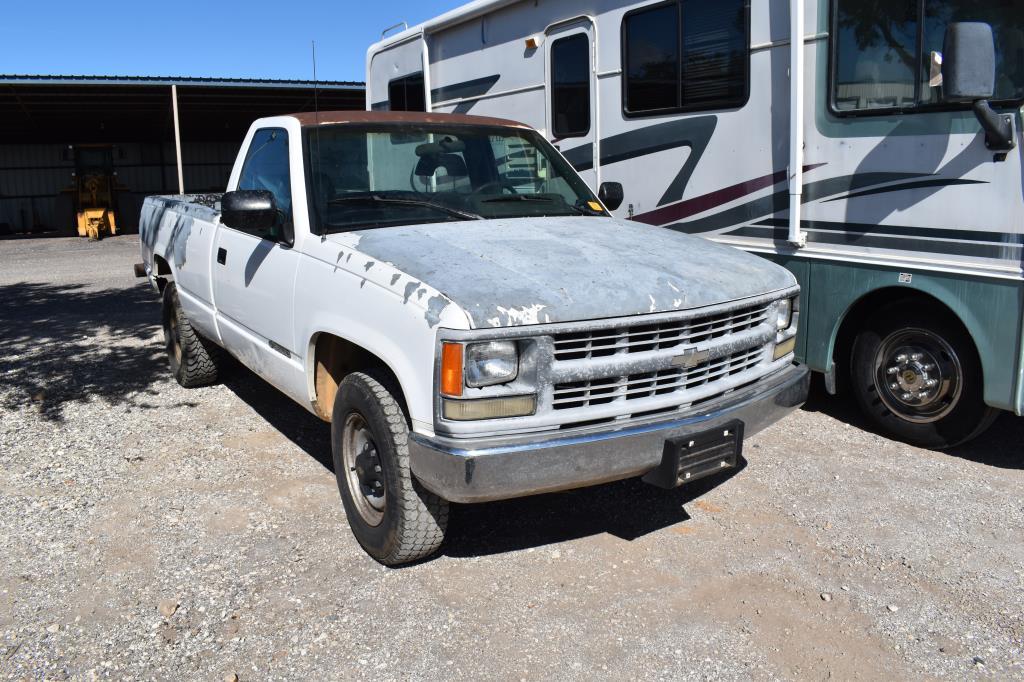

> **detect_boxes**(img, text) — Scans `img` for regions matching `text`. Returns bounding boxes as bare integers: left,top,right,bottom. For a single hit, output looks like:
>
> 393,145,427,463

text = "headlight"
774,298,793,330
465,341,519,387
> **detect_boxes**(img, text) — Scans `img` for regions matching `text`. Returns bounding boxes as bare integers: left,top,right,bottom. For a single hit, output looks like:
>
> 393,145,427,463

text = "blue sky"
3,0,466,82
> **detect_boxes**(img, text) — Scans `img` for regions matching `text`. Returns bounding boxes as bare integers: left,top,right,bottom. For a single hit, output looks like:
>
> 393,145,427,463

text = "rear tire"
850,304,998,449
331,371,448,565
162,283,223,388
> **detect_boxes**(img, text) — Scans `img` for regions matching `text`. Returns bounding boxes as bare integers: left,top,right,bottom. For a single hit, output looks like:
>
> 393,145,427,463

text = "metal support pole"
787,0,806,248
171,84,185,195
421,33,433,112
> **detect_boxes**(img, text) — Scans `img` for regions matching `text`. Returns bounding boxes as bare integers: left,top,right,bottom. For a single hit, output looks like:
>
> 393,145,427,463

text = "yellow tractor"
67,145,121,240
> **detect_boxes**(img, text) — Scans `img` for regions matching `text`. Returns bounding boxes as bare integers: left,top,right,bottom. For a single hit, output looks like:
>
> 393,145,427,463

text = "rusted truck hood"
343,216,796,328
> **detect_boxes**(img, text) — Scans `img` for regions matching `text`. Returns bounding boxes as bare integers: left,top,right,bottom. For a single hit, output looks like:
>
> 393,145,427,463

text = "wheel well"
832,287,975,394
152,255,172,291
312,333,406,422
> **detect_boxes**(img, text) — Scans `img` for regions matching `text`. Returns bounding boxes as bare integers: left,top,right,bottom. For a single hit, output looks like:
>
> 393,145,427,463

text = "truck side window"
388,73,426,112
622,0,749,116
237,128,292,233
551,34,591,137
832,0,1024,114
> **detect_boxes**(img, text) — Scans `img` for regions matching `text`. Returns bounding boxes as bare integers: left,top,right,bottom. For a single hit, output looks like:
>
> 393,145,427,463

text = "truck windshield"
304,124,604,232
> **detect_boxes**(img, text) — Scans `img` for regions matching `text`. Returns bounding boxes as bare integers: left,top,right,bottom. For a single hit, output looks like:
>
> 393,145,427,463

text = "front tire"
331,372,448,565
161,283,223,388
850,304,997,448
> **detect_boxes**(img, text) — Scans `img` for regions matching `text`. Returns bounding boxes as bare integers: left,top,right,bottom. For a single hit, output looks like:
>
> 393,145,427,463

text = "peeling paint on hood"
348,217,797,328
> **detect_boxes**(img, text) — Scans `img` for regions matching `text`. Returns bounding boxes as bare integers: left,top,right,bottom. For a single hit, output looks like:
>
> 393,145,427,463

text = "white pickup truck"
138,111,809,565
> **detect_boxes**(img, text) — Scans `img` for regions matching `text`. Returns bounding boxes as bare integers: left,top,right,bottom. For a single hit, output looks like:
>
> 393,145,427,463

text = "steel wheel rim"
873,328,963,424
341,412,387,526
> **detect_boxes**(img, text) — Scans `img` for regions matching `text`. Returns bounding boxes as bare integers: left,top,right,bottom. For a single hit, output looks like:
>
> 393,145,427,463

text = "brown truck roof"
288,110,531,129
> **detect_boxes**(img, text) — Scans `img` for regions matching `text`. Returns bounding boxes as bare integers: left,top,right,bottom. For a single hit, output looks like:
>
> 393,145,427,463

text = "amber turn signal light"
773,337,796,361
440,342,464,397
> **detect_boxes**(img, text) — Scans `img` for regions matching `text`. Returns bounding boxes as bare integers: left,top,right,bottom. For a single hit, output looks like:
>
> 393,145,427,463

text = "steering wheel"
474,179,518,195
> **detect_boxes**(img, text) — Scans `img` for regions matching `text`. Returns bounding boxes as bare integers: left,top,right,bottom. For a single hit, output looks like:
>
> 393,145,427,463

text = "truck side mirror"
221,190,281,238
598,182,624,211
941,22,1015,151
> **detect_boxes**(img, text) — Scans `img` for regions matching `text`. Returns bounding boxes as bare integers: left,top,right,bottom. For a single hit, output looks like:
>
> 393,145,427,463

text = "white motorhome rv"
366,0,1023,448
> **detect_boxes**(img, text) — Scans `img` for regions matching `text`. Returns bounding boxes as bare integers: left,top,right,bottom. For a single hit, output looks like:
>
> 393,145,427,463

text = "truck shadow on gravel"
801,375,1023,470
222,362,738,557
222,368,334,468
0,281,185,421
440,472,735,558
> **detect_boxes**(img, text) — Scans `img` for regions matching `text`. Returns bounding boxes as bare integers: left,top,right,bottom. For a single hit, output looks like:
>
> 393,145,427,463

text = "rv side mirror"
221,190,280,238
598,182,624,211
941,22,995,102
941,22,1015,151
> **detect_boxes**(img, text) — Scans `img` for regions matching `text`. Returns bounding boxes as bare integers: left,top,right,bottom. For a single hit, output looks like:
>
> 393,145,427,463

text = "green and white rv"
366,0,1023,447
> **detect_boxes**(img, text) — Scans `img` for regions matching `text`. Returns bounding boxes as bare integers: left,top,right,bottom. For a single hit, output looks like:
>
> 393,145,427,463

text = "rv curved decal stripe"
433,75,502,113
563,117,717,201
823,178,987,202
431,74,501,104
735,219,1022,260
371,75,502,113
632,163,827,226
752,217,1023,246
662,172,929,234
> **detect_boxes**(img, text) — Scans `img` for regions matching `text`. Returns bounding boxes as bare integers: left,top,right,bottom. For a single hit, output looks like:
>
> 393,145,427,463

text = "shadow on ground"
224,368,334,470
440,471,737,558
801,374,1023,470
0,281,176,421
223,358,741,557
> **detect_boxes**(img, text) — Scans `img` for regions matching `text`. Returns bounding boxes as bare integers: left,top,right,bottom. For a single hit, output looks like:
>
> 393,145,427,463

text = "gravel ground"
1,235,1022,681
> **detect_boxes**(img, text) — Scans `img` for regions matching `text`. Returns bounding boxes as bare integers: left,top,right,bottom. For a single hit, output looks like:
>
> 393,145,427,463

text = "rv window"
832,0,1024,113
622,0,749,116
388,73,426,112
624,3,680,113
551,34,591,137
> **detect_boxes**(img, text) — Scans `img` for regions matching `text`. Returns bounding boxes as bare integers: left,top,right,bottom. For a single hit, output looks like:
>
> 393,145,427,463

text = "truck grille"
543,299,781,429
552,345,765,410
552,303,768,361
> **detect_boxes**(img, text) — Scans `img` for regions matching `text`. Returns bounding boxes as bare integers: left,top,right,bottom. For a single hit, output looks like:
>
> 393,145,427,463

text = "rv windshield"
305,124,604,232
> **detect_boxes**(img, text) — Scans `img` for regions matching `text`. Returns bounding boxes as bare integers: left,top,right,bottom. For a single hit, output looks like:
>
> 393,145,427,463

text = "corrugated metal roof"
0,74,364,90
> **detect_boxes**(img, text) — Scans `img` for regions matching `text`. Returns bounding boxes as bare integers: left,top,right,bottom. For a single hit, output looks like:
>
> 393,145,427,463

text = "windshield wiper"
481,195,603,215
479,195,555,203
327,194,482,221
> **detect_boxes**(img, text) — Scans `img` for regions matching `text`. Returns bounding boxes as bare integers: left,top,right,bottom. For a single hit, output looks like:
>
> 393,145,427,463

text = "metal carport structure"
0,75,365,234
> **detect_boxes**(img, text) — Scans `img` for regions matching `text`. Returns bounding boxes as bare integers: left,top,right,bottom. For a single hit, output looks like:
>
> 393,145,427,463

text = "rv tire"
850,305,998,449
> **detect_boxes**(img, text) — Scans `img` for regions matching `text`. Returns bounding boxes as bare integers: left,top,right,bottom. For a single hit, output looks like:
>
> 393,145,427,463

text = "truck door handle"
217,248,227,265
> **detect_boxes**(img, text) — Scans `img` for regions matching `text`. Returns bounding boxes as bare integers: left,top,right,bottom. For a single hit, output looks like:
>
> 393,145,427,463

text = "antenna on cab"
312,40,324,238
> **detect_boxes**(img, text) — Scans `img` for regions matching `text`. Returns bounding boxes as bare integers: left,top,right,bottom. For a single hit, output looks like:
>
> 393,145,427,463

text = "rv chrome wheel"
341,412,387,527
874,328,962,424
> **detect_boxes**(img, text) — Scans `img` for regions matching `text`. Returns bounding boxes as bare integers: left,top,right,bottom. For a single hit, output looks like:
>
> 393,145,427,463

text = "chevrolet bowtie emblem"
671,347,710,368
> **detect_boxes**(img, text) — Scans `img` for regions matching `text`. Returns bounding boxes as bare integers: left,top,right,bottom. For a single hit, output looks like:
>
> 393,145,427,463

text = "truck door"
546,21,598,189
213,127,301,393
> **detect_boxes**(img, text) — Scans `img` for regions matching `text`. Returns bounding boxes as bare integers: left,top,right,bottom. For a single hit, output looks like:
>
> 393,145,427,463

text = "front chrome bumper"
408,363,810,503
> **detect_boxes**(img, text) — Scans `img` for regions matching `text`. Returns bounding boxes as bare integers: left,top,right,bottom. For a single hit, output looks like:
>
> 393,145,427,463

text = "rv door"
546,21,597,189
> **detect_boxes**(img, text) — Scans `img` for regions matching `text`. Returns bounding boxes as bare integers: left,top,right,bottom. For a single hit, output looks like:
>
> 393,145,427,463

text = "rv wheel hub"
875,329,963,424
